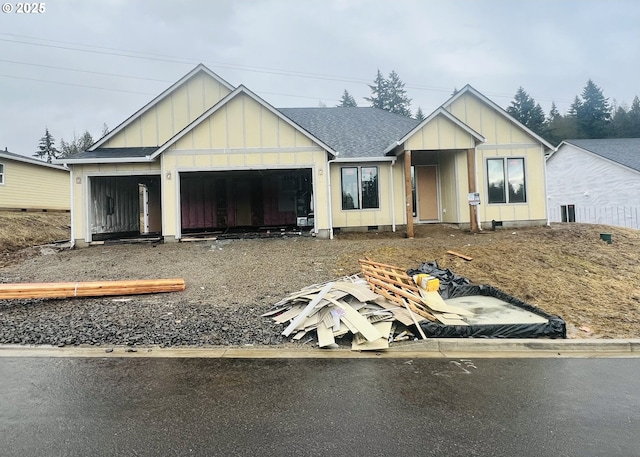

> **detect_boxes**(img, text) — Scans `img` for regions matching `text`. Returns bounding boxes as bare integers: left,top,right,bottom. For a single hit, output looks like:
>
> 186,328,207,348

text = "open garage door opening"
180,169,313,236
89,175,162,242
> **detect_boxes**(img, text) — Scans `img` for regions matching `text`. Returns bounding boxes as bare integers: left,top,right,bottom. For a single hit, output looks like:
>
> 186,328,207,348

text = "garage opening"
89,175,162,241
180,169,313,235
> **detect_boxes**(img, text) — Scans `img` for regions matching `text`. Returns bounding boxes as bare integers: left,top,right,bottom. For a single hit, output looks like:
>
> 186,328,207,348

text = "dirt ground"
1,211,639,340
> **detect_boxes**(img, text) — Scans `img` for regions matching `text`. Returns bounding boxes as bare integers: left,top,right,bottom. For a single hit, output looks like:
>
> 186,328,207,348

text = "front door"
416,165,439,221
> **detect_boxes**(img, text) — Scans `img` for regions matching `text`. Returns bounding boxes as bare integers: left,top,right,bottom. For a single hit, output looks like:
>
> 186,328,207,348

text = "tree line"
34,124,108,163
337,71,640,144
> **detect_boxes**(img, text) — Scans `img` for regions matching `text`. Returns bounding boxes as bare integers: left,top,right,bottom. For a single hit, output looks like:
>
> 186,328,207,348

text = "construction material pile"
264,258,474,350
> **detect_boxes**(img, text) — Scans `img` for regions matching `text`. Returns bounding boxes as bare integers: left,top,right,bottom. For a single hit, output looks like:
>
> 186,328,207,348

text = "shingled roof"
278,107,419,158
563,139,640,173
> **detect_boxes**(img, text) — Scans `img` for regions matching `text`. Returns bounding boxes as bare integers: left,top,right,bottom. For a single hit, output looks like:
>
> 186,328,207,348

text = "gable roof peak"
89,64,234,151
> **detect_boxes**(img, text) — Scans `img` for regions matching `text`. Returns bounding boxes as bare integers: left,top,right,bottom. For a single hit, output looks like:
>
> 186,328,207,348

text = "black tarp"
408,261,567,339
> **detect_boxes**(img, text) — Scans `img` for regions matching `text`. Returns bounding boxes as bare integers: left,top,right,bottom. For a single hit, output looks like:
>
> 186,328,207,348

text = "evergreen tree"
385,70,412,116
364,69,388,110
34,128,59,163
628,96,640,137
506,87,546,135
548,102,560,122
567,96,582,118
337,89,357,107
611,105,632,138
576,79,611,138
59,130,94,158
415,107,425,121
365,70,412,117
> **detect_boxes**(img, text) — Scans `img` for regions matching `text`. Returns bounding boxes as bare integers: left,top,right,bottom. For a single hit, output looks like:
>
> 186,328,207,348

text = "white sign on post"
468,192,480,206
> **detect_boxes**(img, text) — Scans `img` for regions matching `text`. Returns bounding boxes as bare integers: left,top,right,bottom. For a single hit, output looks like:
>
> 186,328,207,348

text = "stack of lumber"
359,258,473,326
264,275,420,350
0,278,185,300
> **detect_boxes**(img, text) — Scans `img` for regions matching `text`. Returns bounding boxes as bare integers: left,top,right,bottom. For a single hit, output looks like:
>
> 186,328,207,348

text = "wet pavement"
1,357,639,456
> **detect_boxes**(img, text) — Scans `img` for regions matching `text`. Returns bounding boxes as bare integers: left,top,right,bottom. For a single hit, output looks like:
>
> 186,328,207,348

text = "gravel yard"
1,221,639,347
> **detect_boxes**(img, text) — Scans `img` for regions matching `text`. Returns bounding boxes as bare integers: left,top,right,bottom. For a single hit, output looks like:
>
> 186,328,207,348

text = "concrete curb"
0,339,639,358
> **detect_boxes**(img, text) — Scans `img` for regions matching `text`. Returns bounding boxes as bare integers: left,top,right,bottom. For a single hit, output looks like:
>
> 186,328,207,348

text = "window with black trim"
487,158,526,204
0,163,4,185
341,166,379,210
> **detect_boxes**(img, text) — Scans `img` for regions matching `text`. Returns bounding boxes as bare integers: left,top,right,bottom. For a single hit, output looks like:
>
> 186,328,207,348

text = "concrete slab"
445,295,549,325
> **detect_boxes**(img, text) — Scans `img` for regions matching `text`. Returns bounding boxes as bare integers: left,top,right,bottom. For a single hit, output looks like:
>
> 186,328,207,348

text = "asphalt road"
1,357,638,457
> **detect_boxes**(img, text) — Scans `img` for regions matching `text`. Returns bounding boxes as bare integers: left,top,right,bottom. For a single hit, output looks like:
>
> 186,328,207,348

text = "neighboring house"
546,138,640,229
0,148,70,211
58,64,554,247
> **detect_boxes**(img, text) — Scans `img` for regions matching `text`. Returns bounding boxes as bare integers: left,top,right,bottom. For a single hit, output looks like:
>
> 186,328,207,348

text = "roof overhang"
56,156,155,165
1,151,69,170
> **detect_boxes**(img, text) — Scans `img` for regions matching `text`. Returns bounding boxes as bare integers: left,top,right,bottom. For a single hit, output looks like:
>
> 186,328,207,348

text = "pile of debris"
264,258,473,350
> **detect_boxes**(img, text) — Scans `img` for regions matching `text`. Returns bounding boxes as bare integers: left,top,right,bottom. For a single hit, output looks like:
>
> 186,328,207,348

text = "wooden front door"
416,165,439,221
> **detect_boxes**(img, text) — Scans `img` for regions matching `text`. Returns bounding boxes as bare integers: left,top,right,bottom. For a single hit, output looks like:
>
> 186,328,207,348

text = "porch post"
404,150,414,238
467,148,479,232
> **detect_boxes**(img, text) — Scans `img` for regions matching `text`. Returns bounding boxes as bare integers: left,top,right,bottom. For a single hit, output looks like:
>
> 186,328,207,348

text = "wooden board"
0,278,185,300
447,250,473,261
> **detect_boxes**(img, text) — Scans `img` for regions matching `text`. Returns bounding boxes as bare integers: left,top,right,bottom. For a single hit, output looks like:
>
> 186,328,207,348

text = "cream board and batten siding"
101,72,232,148
160,93,331,239
446,93,547,224
71,162,161,244
329,161,399,229
547,144,640,209
0,159,69,210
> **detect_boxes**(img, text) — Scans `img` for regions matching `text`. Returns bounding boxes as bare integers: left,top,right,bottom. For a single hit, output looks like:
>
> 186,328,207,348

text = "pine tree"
611,105,632,138
628,96,640,137
576,79,611,138
548,102,560,122
506,87,546,135
567,96,582,118
337,89,357,107
385,71,412,116
59,130,94,158
415,107,425,121
364,69,387,110
365,70,412,117
34,128,59,163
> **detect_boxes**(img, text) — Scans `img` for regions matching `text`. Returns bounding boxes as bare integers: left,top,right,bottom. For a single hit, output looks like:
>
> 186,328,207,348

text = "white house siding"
547,144,640,229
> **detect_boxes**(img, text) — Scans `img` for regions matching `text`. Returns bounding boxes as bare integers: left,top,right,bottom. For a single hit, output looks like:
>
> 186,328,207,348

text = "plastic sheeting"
408,261,567,339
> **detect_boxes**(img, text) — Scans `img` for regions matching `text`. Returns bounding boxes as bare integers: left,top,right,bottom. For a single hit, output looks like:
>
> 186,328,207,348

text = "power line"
0,74,157,95
0,59,174,83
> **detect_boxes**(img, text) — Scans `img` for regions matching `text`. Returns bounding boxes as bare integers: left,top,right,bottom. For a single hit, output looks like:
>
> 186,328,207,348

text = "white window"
0,163,4,185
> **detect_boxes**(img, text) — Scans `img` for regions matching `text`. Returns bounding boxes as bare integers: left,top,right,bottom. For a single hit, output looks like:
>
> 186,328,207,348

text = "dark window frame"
486,157,526,204
341,165,380,210
0,163,4,185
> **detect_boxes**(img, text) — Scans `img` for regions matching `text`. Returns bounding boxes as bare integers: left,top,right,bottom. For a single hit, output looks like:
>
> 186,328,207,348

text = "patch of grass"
0,211,70,254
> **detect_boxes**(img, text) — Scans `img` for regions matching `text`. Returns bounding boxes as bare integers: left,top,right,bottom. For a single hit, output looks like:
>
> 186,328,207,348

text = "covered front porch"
402,148,480,237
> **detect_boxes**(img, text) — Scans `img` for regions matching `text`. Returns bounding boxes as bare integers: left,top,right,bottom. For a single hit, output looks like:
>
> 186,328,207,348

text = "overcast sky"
1,0,638,156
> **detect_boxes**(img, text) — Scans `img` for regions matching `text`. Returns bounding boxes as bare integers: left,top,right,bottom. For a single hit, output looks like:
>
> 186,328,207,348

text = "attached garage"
89,175,162,240
179,169,313,233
